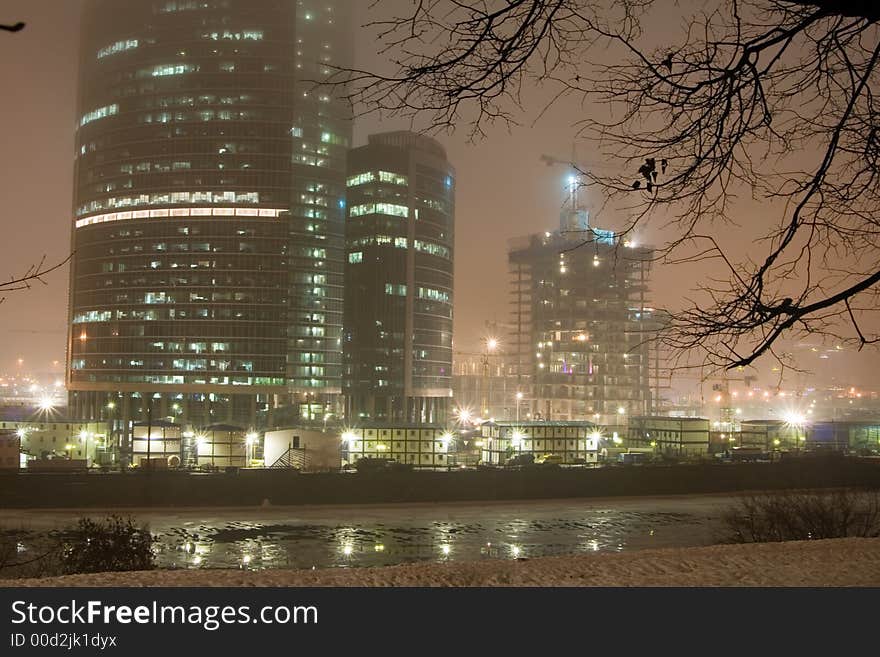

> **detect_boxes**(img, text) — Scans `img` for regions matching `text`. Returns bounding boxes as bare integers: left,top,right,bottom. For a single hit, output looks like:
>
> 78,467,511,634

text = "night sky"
1,0,877,392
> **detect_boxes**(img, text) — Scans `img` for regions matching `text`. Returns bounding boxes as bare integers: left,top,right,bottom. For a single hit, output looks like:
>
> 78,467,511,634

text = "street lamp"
245,432,258,465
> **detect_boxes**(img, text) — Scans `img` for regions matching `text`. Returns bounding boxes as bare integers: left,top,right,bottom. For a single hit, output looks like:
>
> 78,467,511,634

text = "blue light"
338,199,346,209
445,176,453,188
594,229,615,245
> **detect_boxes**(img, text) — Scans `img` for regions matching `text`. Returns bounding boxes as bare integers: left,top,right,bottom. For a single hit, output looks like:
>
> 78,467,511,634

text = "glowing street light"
246,432,258,464
511,430,525,449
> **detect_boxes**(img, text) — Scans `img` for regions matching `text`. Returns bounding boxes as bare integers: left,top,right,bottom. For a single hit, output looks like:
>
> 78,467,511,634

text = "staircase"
269,447,308,470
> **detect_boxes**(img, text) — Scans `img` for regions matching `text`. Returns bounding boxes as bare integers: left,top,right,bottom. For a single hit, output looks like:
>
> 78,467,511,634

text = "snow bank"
3,537,879,587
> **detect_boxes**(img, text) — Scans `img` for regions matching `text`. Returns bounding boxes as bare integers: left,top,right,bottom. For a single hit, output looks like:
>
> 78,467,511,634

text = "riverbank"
4,537,879,586
2,458,878,508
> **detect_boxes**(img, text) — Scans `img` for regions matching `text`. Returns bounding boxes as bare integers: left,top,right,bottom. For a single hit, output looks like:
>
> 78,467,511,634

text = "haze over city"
2,0,878,399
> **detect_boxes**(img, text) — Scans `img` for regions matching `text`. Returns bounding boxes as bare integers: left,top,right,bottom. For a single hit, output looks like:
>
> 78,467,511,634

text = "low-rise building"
807,420,880,452
263,428,341,471
738,420,803,451
627,416,711,456
131,420,184,468
342,425,454,469
194,424,248,469
479,420,600,465
1,420,108,466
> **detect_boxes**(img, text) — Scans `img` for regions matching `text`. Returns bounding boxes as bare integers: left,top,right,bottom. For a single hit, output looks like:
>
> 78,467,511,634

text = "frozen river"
1,494,741,570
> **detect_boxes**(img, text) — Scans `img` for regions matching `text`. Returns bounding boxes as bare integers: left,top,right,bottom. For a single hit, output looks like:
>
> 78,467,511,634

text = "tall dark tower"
67,0,353,443
343,132,455,424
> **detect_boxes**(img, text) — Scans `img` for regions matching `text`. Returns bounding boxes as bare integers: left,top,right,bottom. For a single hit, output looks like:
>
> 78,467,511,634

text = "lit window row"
79,104,118,127
349,203,408,218
72,310,112,324
201,30,264,41
97,39,138,59
75,206,285,229
346,236,450,259
414,240,451,259
138,109,266,123
346,171,408,187
159,0,200,12
76,191,262,217
348,251,362,264
145,64,199,78
417,287,451,304
385,283,407,296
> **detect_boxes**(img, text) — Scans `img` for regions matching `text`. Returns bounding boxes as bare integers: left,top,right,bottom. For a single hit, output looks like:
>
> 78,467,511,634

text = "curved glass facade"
344,132,455,424
68,0,352,434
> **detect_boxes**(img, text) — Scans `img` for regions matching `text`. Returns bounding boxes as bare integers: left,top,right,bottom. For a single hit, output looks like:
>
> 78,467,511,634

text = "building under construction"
507,190,658,424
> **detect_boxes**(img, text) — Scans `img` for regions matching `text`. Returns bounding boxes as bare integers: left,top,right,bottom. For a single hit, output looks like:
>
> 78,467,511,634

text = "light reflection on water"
149,502,728,571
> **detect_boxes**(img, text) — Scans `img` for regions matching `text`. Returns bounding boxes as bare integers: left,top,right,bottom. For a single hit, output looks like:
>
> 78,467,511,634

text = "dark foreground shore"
1,457,878,509
4,537,879,587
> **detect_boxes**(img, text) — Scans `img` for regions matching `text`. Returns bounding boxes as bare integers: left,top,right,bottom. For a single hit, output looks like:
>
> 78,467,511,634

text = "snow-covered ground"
4,537,879,587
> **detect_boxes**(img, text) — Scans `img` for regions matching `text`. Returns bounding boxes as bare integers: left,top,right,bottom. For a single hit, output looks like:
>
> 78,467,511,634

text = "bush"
721,488,880,543
61,516,155,575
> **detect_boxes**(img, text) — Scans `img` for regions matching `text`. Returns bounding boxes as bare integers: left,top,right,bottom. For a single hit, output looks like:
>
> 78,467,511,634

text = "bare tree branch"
337,1,880,374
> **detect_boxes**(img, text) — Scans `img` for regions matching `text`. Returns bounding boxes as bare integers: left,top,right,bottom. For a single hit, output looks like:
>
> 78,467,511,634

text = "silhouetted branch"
339,1,880,373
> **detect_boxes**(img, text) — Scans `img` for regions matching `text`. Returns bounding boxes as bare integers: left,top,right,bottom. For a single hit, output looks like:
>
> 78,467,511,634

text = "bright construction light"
511,430,525,447
617,407,626,415
486,338,498,351
440,432,453,447
246,432,258,445
79,430,88,441
342,544,353,556
15,428,27,439
516,391,524,400
783,411,807,426
107,401,115,410
341,430,358,445
589,430,603,441
38,396,55,412
441,545,451,556
511,545,521,558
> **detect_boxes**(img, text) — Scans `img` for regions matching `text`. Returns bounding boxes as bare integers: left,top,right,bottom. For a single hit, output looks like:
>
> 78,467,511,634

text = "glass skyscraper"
67,0,352,446
343,132,455,424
